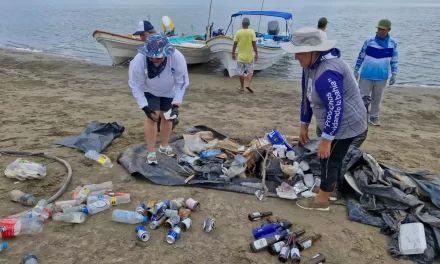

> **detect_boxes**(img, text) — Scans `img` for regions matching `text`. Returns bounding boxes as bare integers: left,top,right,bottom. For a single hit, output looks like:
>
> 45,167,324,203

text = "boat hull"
93,30,212,65
206,36,285,77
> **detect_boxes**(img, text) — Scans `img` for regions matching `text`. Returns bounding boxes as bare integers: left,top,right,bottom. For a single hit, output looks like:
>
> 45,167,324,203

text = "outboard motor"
267,20,280,35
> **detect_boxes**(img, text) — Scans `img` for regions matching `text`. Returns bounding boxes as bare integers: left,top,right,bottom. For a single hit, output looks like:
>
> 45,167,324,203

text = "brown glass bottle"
248,211,272,221
296,234,322,251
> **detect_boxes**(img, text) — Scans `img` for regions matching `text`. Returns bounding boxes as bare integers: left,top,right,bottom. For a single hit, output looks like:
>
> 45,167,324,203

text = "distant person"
128,34,189,165
317,17,328,39
232,17,258,93
133,20,156,41
280,28,367,211
354,19,398,126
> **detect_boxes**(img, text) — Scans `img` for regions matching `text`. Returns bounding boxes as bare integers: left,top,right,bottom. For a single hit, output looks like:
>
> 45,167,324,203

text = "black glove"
142,106,159,122
170,105,179,118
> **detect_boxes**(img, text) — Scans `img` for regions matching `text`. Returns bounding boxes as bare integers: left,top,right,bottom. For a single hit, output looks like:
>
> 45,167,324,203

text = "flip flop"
246,87,254,93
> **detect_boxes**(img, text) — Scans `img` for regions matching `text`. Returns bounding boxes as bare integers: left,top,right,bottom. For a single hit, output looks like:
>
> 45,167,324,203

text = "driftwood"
260,147,275,200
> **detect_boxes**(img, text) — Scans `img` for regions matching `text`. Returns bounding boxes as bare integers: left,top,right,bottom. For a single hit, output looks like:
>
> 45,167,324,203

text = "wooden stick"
261,147,274,200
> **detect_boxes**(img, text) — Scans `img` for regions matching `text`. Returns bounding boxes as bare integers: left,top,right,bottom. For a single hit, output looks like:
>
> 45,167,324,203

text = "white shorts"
237,61,254,76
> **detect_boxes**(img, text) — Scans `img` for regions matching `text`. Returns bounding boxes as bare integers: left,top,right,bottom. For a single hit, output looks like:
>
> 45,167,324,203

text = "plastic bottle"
23,254,39,264
53,212,86,224
252,221,292,239
10,190,36,206
75,187,91,204
84,181,113,192
250,232,289,253
110,196,130,206
296,234,322,251
63,205,86,213
55,200,77,211
304,253,325,264
0,217,43,238
83,199,111,215
40,203,53,222
32,199,47,216
106,192,130,197
89,190,107,196
112,210,148,224
85,150,113,168
0,242,7,252
71,185,83,199
248,211,273,221
87,195,111,205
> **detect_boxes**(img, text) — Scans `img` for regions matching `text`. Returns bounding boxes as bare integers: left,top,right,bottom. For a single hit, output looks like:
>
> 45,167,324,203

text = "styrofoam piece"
299,161,310,172
399,223,427,255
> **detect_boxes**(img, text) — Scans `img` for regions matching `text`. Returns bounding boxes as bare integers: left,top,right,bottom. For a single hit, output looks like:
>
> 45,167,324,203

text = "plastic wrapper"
4,158,47,181
293,181,309,195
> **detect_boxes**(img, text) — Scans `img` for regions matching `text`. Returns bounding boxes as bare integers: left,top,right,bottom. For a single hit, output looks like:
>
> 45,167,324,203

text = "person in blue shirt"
280,28,367,211
354,19,398,126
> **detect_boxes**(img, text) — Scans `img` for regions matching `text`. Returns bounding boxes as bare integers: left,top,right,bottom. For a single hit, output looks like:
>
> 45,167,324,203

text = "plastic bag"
183,134,206,154
4,158,47,181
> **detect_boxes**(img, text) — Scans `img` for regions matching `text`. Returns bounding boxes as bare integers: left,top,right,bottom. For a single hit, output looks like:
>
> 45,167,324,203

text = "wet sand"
1,48,439,264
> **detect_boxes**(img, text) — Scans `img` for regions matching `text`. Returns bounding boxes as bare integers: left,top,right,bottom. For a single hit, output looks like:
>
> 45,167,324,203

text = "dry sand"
0,48,439,264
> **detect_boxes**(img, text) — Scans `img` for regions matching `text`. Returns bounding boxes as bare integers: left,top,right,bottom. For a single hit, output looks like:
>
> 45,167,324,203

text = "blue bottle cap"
142,216,148,223
83,208,89,214
1,242,7,249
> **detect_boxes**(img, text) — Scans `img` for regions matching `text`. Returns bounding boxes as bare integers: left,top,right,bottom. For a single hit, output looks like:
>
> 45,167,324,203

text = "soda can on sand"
166,226,181,244
136,203,146,215
186,198,200,211
179,208,191,219
203,217,215,232
135,226,150,242
149,217,167,230
164,215,181,229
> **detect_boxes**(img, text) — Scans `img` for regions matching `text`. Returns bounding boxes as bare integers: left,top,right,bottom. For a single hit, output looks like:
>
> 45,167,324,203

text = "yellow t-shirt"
234,29,256,63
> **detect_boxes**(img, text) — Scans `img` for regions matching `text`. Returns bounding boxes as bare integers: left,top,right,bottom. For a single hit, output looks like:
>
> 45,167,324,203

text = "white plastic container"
399,223,427,255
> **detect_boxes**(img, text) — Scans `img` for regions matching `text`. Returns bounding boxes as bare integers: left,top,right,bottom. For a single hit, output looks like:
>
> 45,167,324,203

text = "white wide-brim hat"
280,27,337,53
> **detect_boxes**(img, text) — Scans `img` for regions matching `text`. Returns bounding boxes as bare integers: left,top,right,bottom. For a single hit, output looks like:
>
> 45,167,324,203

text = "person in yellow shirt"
232,17,258,93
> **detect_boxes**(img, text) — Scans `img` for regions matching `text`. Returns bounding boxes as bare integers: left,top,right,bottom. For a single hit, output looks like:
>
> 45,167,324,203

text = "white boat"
206,11,292,77
92,30,211,65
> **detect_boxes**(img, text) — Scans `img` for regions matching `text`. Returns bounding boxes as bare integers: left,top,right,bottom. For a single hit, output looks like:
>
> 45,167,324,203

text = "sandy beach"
1,48,439,264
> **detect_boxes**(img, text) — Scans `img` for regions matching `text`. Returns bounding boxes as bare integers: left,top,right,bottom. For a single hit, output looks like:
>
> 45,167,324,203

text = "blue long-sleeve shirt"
300,48,367,140
355,35,398,81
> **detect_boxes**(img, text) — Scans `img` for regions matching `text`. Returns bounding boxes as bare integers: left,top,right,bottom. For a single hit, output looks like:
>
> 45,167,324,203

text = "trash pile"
247,211,325,263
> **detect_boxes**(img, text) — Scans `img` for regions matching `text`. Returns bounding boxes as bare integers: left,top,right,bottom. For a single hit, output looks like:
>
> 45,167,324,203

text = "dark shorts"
144,92,173,112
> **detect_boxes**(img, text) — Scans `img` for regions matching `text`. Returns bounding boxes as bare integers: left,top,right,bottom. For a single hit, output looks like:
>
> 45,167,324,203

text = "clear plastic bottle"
55,200,77,211
63,205,86,213
83,199,111,215
85,150,113,168
89,190,107,196
32,199,47,216
110,196,130,206
87,195,111,205
53,212,86,224
75,187,91,204
112,210,148,224
40,203,53,222
0,242,7,252
84,181,113,192
10,190,36,206
0,217,43,238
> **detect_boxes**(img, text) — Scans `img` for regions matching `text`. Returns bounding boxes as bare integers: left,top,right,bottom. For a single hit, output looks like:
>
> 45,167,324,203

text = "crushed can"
136,203,146,215
135,226,150,242
186,198,200,211
166,226,181,244
203,217,215,232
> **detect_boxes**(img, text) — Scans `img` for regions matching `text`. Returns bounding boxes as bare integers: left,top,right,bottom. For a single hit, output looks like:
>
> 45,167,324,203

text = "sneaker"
158,145,176,157
147,152,158,165
369,116,381,126
296,198,329,211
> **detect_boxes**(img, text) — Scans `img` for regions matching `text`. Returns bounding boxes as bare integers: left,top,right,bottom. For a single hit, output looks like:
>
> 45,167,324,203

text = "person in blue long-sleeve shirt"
354,19,398,126
280,28,367,211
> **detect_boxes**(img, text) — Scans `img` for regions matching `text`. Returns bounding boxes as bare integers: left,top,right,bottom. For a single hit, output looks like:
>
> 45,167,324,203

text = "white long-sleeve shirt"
128,49,189,108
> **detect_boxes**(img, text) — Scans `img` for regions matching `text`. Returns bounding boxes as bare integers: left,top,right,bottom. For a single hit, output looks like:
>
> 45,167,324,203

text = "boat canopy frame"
225,10,293,38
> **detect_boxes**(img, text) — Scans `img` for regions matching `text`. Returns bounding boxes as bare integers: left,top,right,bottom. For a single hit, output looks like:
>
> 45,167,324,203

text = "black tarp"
52,121,125,153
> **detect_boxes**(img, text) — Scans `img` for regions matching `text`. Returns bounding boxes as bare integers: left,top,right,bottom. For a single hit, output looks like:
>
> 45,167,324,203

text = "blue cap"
134,20,155,35
142,216,148,223
83,208,89,215
1,242,7,249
